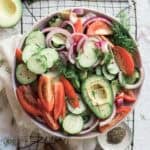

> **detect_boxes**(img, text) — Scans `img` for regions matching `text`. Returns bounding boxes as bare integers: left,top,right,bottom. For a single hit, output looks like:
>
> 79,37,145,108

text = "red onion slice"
61,21,75,33
83,17,112,31
46,27,71,50
82,12,97,24
80,119,99,135
76,36,87,52
68,44,76,64
42,27,54,33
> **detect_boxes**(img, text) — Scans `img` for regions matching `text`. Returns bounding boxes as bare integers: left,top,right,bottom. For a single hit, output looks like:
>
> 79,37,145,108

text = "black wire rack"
17,0,137,149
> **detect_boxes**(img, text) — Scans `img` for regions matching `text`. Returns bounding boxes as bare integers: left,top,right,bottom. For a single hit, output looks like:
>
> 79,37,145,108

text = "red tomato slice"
38,75,54,112
16,86,41,116
16,48,22,62
74,19,83,33
53,81,65,121
112,46,135,76
60,76,79,108
87,20,112,36
43,111,60,131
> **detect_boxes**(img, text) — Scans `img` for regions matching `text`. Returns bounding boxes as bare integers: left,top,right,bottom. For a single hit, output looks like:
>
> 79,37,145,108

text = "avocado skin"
81,75,113,119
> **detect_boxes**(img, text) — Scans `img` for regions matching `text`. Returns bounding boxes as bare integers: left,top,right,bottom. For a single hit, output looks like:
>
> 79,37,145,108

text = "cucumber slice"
16,64,37,84
96,66,102,76
40,48,59,68
51,34,66,48
25,30,46,48
62,114,83,134
107,62,119,75
67,100,86,115
119,69,140,86
102,66,115,80
77,40,98,68
27,54,47,74
101,52,113,65
98,103,113,119
22,44,41,63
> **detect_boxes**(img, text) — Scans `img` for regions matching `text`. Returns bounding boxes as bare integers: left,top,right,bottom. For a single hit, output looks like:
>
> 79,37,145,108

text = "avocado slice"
81,76,113,119
0,0,22,28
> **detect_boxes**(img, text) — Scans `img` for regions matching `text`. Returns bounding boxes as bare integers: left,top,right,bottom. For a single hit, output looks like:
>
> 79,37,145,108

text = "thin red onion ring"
46,27,71,50
61,20,75,33
83,17,112,31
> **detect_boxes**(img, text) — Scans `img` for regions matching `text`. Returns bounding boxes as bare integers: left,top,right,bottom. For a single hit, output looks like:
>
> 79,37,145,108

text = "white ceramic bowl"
12,8,144,139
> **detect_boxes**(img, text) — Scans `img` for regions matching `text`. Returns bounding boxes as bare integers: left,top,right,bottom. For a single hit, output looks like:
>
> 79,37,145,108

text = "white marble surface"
0,0,150,149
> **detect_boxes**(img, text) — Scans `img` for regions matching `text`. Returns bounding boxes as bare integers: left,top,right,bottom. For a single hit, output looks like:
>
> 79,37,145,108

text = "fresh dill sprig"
110,22,136,54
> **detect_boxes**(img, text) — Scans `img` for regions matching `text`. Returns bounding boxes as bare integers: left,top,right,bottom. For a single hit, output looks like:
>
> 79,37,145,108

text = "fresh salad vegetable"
15,8,143,135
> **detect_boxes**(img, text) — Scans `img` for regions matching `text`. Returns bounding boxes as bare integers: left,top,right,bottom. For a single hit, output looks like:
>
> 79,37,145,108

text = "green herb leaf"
110,22,136,54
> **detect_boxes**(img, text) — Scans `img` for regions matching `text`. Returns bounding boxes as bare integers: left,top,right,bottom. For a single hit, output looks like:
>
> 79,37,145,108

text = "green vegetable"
16,64,37,84
62,114,84,134
81,76,113,119
55,61,80,91
110,22,136,54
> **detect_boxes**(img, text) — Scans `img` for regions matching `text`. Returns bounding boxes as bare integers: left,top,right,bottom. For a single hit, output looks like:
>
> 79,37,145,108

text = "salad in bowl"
14,8,144,138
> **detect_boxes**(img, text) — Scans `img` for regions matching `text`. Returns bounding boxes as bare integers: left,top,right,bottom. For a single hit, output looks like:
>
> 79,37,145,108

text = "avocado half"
82,76,113,119
0,0,22,28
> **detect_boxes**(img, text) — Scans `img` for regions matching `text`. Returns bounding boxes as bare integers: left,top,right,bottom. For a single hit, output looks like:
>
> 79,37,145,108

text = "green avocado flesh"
0,0,22,28
82,76,113,119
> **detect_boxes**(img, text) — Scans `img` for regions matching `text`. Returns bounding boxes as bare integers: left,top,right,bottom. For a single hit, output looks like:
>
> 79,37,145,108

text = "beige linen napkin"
0,35,99,150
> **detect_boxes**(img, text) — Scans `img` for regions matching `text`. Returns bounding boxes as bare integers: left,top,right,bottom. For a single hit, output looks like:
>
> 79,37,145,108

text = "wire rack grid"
17,0,137,149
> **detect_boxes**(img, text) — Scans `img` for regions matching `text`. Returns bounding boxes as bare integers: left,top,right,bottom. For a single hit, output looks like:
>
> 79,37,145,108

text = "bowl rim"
12,7,145,139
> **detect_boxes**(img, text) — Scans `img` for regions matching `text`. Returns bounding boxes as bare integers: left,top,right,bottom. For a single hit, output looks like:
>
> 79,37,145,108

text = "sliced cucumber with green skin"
124,69,140,84
51,34,66,48
25,30,46,48
111,80,121,98
67,99,86,115
107,62,119,75
96,66,102,76
40,48,59,68
22,44,41,63
77,40,98,68
16,64,37,84
27,54,47,74
77,52,97,68
119,69,140,86
81,76,113,119
62,114,84,134
102,66,115,81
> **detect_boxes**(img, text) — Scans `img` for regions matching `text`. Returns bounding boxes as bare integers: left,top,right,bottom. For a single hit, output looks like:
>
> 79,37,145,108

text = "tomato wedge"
74,19,83,33
38,75,54,112
87,20,112,36
16,48,22,62
43,111,60,131
53,81,65,121
16,86,41,116
124,91,136,102
112,46,135,76
60,76,79,108
99,106,131,133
